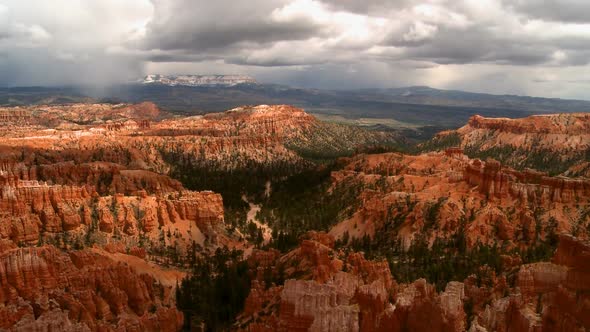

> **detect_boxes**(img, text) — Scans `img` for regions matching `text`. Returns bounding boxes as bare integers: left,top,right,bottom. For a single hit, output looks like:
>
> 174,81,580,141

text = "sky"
1,0,590,99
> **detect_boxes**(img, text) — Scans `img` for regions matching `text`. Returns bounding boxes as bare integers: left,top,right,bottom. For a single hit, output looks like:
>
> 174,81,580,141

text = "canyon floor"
0,102,588,331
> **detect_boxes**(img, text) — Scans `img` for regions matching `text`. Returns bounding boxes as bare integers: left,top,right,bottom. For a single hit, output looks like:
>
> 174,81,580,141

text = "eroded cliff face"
473,234,590,332
0,175,225,252
459,113,590,154
3,102,589,331
239,233,393,332
0,102,162,128
0,246,183,332
238,233,590,332
464,158,590,203
430,113,590,174
125,111,590,331
238,233,467,332
0,101,397,256
328,151,590,249
0,161,183,195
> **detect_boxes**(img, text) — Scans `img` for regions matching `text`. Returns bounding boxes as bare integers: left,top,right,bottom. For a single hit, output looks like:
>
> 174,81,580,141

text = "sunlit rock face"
432,113,590,175
327,151,590,251
0,162,224,248
459,113,590,154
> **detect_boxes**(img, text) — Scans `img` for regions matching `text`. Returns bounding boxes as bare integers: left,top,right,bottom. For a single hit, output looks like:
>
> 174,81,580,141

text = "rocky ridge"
328,151,590,248
429,113,590,174
0,103,395,173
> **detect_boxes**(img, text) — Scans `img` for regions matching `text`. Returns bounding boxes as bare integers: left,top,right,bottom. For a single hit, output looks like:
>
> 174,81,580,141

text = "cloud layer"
2,0,590,98
0,0,152,86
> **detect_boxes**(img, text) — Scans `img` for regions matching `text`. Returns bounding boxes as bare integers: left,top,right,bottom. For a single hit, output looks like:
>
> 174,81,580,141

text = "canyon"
0,101,399,331
0,101,588,331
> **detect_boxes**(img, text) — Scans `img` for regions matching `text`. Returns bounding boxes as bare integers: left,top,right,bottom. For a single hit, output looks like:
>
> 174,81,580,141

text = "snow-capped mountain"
140,74,256,87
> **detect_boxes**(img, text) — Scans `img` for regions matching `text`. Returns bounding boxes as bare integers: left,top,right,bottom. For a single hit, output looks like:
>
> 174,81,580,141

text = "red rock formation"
242,280,283,317
278,277,360,331
0,159,183,196
445,147,464,157
0,246,183,331
0,103,394,181
432,113,590,174
301,230,336,248
464,158,590,203
0,104,327,183
248,249,281,280
125,101,161,119
238,235,476,332
0,177,224,250
0,102,401,329
553,234,590,270
517,263,568,298
328,151,590,249
474,235,590,332
379,279,466,332
466,113,590,135
237,223,590,332
0,109,32,125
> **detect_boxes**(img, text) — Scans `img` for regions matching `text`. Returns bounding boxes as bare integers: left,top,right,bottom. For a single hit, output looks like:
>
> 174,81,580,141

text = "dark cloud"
144,52,218,63
137,0,590,70
504,0,590,23
226,56,327,67
317,0,411,14
409,31,552,65
559,51,590,66
142,0,321,53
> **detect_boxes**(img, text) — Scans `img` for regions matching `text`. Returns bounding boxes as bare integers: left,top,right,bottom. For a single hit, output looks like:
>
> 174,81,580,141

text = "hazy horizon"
4,76,590,102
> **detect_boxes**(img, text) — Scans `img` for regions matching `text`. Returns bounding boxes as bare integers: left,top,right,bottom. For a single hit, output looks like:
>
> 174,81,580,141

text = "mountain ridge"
3,82,590,131
139,74,257,87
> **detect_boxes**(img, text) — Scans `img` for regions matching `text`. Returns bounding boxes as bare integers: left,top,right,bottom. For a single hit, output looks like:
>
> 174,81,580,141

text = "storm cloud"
504,0,590,23
0,0,152,86
141,0,321,53
2,0,590,99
